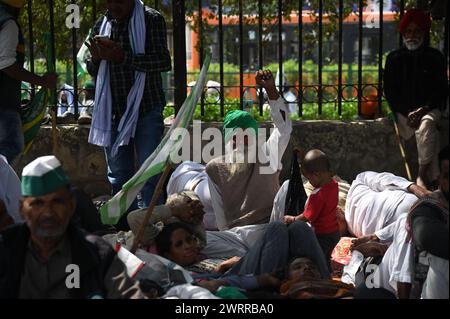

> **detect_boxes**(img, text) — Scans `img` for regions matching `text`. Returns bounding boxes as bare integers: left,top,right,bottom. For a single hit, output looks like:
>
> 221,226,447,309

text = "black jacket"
383,46,448,117
411,201,449,260
0,223,116,299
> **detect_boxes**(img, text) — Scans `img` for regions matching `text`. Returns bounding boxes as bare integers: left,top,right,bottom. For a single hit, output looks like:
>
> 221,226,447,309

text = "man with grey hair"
0,155,143,299
206,70,292,230
127,190,207,248
384,9,447,189
166,161,217,230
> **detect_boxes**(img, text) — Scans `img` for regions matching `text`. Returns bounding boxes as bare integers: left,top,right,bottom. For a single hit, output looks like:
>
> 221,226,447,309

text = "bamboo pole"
130,163,173,253
392,119,413,181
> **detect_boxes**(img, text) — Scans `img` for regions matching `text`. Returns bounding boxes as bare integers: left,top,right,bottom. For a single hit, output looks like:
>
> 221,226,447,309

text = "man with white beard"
383,9,448,190
205,70,292,230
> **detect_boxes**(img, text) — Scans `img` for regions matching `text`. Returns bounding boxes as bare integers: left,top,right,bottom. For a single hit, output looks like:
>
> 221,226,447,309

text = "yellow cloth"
1,0,25,8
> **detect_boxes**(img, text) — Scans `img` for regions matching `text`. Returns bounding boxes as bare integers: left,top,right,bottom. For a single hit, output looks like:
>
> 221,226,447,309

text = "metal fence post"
172,0,187,114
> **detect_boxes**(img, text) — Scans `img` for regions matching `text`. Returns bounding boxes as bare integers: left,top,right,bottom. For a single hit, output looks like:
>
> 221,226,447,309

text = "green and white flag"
100,52,211,225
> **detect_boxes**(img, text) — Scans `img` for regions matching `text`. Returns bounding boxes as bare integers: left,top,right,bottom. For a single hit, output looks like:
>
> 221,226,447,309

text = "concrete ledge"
12,118,449,196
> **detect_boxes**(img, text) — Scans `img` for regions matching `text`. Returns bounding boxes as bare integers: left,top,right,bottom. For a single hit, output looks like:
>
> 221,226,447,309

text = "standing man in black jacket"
384,9,448,190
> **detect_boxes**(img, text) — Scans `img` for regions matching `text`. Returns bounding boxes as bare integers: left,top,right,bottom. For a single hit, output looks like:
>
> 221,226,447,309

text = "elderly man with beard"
206,70,292,230
0,156,143,299
383,9,448,190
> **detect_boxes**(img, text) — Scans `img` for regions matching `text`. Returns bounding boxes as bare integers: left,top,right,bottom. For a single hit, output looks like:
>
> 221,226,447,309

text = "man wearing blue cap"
0,155,143,298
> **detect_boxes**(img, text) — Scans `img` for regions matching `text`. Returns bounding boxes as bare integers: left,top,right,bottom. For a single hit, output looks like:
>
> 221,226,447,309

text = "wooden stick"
392,119,413,181
130,163,172,253
50,108,58,156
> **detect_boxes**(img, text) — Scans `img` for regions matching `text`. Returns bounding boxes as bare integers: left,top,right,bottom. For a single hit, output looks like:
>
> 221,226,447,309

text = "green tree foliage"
18,0,443,66
19,0,107,63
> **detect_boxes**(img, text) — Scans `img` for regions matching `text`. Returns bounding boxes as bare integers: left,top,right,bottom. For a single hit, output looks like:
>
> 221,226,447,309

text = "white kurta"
207,96,292,230
0,154,22,223
373,214,415,296
201,223,269,259
345,171,417,237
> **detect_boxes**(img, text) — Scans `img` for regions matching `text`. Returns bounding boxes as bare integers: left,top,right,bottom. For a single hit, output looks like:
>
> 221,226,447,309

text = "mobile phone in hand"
94,35,110,42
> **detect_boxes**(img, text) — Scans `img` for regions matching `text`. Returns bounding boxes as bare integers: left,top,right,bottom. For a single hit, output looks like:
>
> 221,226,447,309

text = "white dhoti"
396,109,441,181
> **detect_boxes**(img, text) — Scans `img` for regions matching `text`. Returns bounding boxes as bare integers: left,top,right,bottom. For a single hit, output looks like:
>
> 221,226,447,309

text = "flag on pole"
115,244,146,279
100,52,211,225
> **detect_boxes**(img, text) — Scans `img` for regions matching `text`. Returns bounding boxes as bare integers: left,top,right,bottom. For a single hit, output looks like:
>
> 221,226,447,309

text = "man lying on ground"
350,147,449,299
126,191,270,262
278,257,354,299
166,161,217,230
154,221,330,294
345,170,430,237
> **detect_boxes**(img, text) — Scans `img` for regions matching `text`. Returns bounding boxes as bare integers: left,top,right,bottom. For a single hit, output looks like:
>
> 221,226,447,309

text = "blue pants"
228,221,330,279
104,108,165,226
0,110,24,164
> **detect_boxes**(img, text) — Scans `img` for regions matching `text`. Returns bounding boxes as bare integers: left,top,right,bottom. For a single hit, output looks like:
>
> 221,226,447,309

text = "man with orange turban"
384,9,448,190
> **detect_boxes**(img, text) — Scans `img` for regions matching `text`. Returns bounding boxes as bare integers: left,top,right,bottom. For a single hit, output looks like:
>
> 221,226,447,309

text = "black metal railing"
19,0,448,120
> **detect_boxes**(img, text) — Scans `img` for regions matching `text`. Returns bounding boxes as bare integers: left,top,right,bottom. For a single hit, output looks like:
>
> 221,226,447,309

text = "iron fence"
19,0,448,120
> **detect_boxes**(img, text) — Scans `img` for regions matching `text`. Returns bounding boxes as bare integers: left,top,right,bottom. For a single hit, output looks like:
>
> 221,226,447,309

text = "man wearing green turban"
206,70,293,231
222,110,258,145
